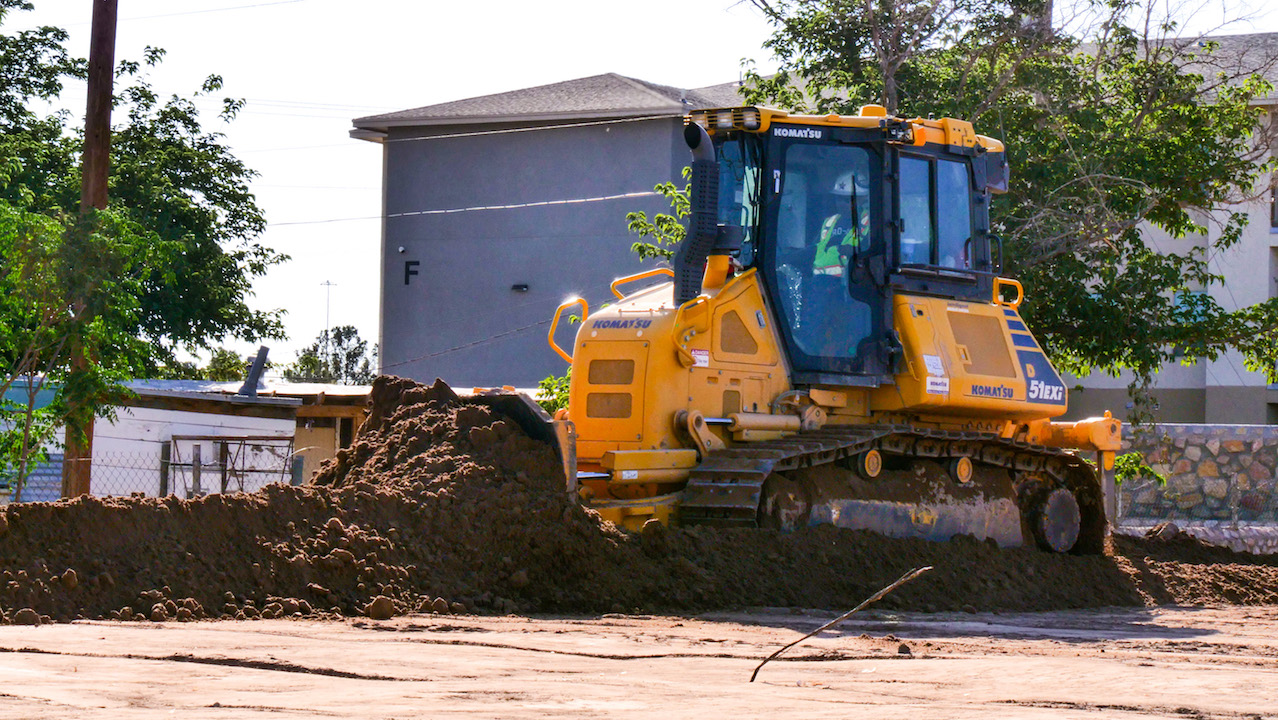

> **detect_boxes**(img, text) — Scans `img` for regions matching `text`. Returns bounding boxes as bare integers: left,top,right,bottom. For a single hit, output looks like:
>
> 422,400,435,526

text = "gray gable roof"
1177,33,1278,102
351,73,748,135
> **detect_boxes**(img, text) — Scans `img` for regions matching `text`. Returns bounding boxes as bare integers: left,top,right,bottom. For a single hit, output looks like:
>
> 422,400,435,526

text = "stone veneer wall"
1119,424,1278,554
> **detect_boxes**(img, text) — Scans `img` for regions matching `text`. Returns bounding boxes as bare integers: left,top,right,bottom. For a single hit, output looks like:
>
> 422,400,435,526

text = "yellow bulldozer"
483,104,1122,554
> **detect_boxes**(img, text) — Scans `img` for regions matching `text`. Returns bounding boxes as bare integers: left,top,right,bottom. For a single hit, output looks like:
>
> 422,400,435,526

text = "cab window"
937,158,973,269
898,155,974,270
899,157,932,265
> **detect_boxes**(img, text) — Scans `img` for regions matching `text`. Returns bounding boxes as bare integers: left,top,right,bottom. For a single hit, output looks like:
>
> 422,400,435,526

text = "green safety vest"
813,214,860,276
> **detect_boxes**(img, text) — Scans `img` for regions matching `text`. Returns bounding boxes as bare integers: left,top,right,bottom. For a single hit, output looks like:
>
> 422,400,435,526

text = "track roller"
1027,487,1081,553
852,449,883,480
948,456,974,484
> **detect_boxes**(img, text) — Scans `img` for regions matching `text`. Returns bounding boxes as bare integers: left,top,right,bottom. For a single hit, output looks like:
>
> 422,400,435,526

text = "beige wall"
1205,386,1272,425
1062,387,1206,423
295,423,337,481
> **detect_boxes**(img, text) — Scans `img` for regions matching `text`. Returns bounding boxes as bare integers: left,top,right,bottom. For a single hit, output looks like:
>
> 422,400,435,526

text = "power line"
121,0,306,22
255,183,376,190
19,0,308,28
267,190,662,227
240,98,394,112
237,143,364,153
379,317,556,371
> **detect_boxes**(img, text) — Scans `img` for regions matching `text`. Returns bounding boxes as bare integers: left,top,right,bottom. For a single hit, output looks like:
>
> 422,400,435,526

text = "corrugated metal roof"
125,380,368,403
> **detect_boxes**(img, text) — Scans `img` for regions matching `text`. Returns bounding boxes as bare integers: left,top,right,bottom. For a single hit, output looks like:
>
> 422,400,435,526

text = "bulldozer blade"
809,496,1023,547
786,459,1027,548
462,388,577,489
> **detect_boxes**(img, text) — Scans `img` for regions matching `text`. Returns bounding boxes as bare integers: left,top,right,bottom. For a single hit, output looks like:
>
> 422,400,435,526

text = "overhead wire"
249,115,679,224
119,0,307,22
19,0,309,29
268,190,663,227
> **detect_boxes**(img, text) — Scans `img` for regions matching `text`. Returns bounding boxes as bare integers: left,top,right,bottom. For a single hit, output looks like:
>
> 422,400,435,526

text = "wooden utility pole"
80,0,117,213
62,0,119,497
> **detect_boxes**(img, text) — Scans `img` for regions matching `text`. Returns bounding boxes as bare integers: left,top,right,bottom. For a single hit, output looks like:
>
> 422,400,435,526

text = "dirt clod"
11,608,40,625
365,595,395,620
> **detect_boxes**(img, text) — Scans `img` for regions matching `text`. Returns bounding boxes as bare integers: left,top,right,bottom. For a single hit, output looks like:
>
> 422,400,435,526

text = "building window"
1272,187,1278,229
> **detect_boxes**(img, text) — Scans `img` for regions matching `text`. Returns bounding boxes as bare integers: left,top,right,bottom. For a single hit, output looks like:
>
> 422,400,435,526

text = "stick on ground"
749,565,933,683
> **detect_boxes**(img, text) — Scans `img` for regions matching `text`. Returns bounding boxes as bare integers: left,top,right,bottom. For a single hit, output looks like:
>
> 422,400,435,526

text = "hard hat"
831,171,864,195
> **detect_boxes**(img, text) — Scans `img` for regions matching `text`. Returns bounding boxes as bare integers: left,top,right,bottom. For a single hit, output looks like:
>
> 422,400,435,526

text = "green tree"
1,1,286,490
283,326,377,385
0,189,159,497
0,3,285,369
743,0,1278,420
204,348,247,382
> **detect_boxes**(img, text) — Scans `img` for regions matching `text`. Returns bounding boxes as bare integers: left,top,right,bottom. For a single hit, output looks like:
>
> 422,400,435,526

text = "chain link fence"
2,436,303,503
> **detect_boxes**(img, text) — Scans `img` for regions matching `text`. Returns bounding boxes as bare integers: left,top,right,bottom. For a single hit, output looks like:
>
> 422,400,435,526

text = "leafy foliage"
744,0,1278,420
0,2,286,490
626,168,691,261
0,6,285,372
1114,450,1166,486
536,368,571,414
283,326,377,385
0,196,160,494
204,348,248,382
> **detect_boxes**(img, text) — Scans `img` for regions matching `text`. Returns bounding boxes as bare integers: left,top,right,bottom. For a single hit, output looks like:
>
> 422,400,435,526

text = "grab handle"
610,268,674,300
548,297,588,363
993,277,1023,308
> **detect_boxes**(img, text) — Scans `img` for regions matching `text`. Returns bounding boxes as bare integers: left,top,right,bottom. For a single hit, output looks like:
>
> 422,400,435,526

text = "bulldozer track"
678,424,1101,532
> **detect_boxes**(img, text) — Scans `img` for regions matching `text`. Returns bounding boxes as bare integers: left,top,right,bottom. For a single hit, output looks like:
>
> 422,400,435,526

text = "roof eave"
350,127,386,143
351,106,686,135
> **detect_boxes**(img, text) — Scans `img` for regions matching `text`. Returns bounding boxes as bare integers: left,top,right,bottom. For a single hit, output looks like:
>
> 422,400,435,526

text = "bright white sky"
6,0,1276,370
8,0,780,367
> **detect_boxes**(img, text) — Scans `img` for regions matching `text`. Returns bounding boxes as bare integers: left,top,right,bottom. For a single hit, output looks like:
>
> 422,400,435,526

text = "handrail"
993,277,1023,309
670,295,712,368
547,297,588,364
610,267,674,300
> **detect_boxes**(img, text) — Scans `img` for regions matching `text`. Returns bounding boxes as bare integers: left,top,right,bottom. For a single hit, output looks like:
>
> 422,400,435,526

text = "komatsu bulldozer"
497,105,1122,554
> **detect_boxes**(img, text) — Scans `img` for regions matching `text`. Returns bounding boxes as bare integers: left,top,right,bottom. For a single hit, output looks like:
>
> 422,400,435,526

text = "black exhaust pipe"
673,123,719,306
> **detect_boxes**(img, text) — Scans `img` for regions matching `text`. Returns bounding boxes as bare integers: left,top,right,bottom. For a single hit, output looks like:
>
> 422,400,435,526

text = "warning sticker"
691,349,710,368
926,377,950,395
923,354,945,376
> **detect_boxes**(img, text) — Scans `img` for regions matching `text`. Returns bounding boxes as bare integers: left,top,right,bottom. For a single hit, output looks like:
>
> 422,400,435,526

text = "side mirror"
985,152,1009,194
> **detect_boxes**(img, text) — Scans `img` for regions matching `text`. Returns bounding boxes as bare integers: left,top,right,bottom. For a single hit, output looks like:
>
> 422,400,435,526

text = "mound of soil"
1,375,1276,624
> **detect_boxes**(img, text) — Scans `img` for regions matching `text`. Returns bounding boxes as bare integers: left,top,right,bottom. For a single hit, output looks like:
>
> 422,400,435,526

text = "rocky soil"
0,375,1276,625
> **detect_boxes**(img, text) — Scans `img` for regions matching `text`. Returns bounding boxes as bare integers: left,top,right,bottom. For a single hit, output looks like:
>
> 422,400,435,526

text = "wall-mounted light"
511,284,529,292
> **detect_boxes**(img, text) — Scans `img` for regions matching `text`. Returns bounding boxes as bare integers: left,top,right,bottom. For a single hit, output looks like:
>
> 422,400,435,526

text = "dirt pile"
1,375,1277,624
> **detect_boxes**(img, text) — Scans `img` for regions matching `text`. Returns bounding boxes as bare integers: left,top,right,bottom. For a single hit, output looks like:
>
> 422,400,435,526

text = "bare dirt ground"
0,605,1276,719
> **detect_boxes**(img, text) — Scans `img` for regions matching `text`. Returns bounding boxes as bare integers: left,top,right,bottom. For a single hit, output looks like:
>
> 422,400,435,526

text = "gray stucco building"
351,74,743,387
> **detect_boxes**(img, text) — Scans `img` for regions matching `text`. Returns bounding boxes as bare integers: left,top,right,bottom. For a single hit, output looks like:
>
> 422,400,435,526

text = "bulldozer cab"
695,108,1006,386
